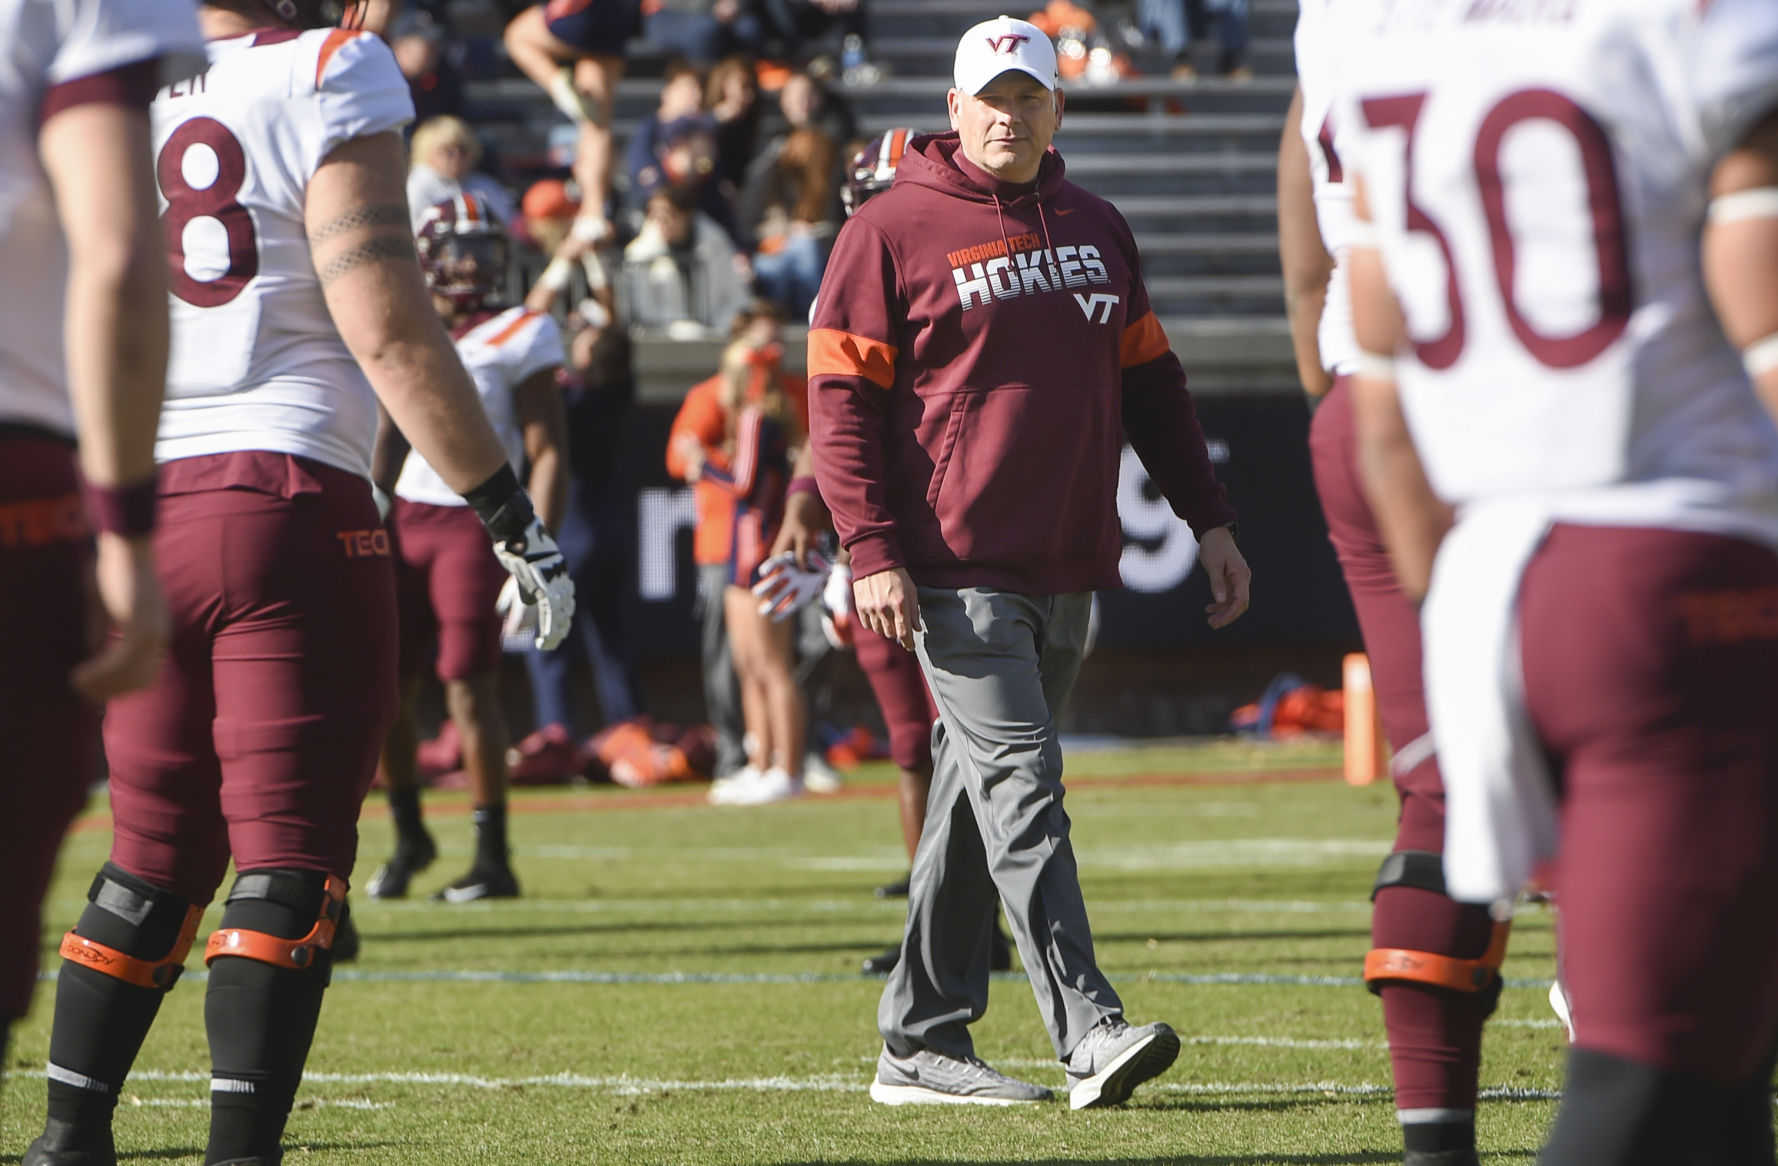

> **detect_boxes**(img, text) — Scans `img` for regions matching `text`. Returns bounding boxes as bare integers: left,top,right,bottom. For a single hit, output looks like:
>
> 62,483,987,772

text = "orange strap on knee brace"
1364,919,1510,994
59,904,204,991
203,875,346,971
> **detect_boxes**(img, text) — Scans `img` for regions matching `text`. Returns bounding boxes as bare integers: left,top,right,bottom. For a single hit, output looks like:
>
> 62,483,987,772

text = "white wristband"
1745,333,1778,379
1708,188,1778,224
1355,350,1397,382
535,255,574,294
1347,218,1379,249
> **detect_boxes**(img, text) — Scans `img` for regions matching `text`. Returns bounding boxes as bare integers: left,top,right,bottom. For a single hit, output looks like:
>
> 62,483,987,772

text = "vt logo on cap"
954,15,1058,95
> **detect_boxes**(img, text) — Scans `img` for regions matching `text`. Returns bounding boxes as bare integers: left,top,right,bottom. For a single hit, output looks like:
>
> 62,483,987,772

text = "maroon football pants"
388,498,504,683
0,433,99,1019
854,622,938,772
103,452,398,903
1522,524,1778,1081
1309,378,1497,1115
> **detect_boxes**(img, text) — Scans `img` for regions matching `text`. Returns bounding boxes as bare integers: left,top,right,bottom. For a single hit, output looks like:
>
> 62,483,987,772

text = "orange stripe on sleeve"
481,309,540,350
1120,311,1170,368
315,29,360,88
807,328,897,390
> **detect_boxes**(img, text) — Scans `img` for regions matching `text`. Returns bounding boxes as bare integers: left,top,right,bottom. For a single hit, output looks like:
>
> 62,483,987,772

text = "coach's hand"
492,515,576,651
72,533,170,701
1199,525,1251,629
854,566,921,652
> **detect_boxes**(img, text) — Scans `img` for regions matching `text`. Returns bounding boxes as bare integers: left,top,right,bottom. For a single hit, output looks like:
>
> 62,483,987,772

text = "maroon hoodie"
807,132,1235,595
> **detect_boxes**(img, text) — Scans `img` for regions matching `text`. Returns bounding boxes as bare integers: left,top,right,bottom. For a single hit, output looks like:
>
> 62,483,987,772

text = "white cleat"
727,767,804,806
707,764,761,806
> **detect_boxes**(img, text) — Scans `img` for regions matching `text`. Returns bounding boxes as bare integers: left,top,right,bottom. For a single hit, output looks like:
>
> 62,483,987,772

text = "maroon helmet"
842,128,916,216
257,0,365,28
415,193,508,311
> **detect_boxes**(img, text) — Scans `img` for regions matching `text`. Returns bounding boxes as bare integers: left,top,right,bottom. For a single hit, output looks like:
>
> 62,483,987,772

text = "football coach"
807,14,1251,1108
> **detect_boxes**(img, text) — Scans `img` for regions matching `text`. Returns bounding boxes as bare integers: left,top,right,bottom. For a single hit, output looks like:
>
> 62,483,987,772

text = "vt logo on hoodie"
947,231,1114,313
806,131,1236,596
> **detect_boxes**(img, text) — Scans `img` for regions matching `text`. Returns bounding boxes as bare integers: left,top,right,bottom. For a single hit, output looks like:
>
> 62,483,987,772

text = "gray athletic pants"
878,586,1123,1063
697,563,746,778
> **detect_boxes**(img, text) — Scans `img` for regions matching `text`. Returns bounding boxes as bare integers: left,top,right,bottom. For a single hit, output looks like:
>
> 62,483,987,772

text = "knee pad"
1364,851,1509,1010
59,864,203,991
204,871,346,983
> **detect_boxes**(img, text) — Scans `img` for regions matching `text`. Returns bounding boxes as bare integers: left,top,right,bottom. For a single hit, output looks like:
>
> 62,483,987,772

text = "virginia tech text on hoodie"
807,132,1236,595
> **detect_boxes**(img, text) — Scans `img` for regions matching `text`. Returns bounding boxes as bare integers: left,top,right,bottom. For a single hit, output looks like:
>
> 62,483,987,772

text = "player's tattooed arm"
308,130,510,494
307,202,408,247
315,232,418,286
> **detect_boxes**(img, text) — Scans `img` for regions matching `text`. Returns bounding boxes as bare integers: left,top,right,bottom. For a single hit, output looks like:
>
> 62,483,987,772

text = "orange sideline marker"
1343,652,1385,785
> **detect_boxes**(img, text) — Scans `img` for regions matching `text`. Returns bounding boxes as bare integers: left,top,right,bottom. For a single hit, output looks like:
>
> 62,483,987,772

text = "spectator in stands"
646,0,750,65
509,297,647,773
1178,0,1251,81
707,55,765,189
407,116,517,229
630,112,745,248
623,188,750,334
389,9,465,123
520,176,583,257
738,127,839,318
623,60,708,204
758,67,857,153
740,0,883,87
1028,0,1133,87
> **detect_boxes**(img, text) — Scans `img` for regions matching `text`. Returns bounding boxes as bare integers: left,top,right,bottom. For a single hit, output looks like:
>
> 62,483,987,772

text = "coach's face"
948,71,1062,185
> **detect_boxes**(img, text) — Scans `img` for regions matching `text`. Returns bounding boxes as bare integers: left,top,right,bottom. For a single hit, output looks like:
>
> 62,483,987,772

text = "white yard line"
3,1066,1566,1101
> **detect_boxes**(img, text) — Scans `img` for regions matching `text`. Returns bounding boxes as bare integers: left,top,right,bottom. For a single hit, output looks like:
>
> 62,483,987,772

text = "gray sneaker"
869,1046,1053,1106
1065,1018,1180,1109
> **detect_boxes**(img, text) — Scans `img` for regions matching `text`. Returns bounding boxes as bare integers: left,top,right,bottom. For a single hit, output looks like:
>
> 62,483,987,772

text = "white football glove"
496,574,540,646
491,516,575,650
820,562,854,650
751,550,831,622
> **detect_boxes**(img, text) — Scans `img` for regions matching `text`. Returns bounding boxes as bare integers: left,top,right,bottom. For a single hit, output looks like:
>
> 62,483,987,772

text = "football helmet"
258,0,366,28
415,193,508,311
842,128,916,217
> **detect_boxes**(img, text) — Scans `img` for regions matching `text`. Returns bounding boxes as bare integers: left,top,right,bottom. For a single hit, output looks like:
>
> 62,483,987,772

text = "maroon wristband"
82,473,158,538
787,475,821,501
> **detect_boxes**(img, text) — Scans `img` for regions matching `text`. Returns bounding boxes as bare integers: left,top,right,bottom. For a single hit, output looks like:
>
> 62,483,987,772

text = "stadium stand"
444,0,1301,398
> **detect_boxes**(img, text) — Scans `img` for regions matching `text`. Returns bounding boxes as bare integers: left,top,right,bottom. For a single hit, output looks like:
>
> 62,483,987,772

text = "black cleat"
1404,1152,1479,1166
874,875,911,899
861,945,900,975
24,1118,115,1166
863,926,1013,976
431,863,520,903
332,907,360,963
364,831,437,900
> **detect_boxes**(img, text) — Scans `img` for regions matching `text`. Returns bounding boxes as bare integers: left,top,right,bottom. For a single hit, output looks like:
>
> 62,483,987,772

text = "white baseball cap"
953,15,1058,96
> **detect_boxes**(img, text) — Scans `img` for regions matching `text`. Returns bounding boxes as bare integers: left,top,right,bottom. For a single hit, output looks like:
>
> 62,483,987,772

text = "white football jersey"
150,27,413,477
394,305,563,507
1293,0,1359,377
1339,0,1778,543
0,0,202,438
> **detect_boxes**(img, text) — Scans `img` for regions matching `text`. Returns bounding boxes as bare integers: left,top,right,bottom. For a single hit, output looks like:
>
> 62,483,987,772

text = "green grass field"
1,740,1572,1164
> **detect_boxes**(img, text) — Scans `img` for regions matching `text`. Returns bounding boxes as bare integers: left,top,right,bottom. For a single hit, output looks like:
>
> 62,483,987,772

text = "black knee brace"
38,867,203,1149
1364,851,1508,1016
204,869,345,983
62,864,203,989
202,870,344,1166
